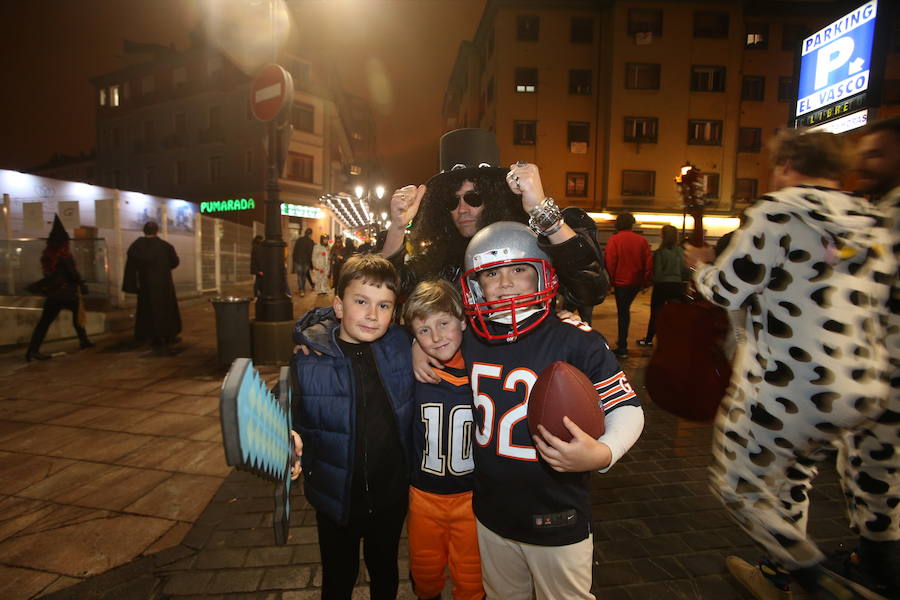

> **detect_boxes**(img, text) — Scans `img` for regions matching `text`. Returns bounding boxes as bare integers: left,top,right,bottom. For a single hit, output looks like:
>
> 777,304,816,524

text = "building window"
625,63,660,90
745,22,769,49
141,74,155,95
175,160,187,186
244,149,253,173
98,88,107,106
514,120,537,145
778,77,794,102
782,24,810,51
568,122,590,153
515,67,538,93
566,172,588,197
702,173,720,199
735,178,758,202
738,127,763,152
349,164,362,176
694,11,729,39
688,120,723,145
110,85,121,107
293,103,314,133
624,117,659,143
288,152,313,182
691,66,726,92
628,9,663,36
209,156,223,183
622,170,655,196
570,17,594,43
742,76,765,101
569,69,592,95
517,15,539,41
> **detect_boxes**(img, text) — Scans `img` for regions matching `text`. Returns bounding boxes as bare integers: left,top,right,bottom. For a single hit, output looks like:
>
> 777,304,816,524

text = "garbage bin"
211,297,253,368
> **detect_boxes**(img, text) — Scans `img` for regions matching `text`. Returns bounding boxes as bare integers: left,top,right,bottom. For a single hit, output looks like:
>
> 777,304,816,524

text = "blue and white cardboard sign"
796,0,877,117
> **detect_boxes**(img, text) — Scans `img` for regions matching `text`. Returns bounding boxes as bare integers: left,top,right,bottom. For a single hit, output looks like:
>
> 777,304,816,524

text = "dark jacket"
292,235,314,268
291,307,415,525
389,207,609,306
44,255,87,303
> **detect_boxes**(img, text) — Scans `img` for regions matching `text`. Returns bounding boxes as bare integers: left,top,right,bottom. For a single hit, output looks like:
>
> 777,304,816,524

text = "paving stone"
677,551,726,576
629,555,690,582
245,546,295,567
162,571,215,596
195,548,247,569
680,530,736,552
638,533,694,556
259,565,313,589
292,543,321,564
596,538,648,561
592,559,643,586
206,568,265,593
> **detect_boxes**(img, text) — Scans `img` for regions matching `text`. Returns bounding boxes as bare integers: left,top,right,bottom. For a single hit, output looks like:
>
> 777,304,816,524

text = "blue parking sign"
796,0,877,117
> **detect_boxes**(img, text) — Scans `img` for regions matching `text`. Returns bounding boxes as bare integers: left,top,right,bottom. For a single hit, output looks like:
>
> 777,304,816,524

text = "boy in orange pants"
403,280,484,600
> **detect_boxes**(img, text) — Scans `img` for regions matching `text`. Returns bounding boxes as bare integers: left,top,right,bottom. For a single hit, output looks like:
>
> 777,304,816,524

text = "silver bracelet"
528,197,563,235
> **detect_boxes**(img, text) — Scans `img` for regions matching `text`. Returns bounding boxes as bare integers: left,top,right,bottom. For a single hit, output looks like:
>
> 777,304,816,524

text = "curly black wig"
405,170,529,281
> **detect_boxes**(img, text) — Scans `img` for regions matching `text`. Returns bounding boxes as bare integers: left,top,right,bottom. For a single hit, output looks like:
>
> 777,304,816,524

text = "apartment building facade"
90,36,375,235
444,0,900,214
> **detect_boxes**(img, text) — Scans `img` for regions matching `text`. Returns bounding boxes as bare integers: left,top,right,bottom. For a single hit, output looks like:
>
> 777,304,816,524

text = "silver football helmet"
461,221,558,341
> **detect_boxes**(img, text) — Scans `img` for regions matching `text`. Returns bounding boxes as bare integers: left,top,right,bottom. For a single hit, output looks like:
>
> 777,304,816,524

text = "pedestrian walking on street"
330,238,347,290
687,129,897,600
292,228,314,297
122,221,182,347
637,224,688,347
604,212,652,358
250,235,263,298
311,234,330,295
25,215,94,361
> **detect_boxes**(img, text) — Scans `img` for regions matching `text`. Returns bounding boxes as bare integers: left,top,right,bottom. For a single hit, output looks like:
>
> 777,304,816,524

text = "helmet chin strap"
488,306,543,325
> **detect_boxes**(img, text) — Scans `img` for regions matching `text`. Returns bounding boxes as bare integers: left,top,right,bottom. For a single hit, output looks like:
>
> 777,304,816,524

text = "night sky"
0,0,486,192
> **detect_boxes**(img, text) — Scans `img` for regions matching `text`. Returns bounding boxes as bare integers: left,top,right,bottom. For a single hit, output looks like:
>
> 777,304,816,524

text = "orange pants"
408,486,484,600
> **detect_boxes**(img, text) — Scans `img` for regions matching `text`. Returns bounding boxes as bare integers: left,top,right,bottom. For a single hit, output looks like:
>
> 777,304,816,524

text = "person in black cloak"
122,221,182,346
25,215,94,361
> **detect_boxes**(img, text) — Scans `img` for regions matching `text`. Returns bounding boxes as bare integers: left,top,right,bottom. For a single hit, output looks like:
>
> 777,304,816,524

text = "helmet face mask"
461,222,558,342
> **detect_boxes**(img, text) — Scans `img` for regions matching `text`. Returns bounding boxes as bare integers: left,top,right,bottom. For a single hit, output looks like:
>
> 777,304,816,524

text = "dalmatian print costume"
835,188,900,546
693,185,897,570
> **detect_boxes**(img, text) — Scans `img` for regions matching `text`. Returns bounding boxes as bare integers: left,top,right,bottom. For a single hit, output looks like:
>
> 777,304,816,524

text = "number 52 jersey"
462,313,641,546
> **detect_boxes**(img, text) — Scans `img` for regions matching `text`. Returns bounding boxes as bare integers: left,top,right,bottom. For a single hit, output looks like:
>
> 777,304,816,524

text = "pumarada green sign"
200,198,256,213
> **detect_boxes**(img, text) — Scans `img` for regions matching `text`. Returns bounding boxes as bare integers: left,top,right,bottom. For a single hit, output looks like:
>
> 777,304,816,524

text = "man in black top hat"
122,221,182,347
381,128,607,313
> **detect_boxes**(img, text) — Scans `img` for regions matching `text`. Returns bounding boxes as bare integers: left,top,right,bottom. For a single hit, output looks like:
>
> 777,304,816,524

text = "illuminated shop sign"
200,198,256,213
281,203,323,219
795,0,877,125
809,110,869,134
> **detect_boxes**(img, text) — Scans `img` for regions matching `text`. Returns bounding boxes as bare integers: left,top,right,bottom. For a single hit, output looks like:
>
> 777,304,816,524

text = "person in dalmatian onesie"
685,128,897,600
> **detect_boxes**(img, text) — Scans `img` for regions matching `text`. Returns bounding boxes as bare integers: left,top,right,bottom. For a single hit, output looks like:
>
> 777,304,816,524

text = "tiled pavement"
0,289,856,599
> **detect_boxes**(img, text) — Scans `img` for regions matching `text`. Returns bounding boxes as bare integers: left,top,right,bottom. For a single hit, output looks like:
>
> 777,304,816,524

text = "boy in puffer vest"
289,254,414,600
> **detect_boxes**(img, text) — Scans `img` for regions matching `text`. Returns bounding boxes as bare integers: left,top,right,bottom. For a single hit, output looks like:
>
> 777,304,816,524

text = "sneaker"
636,338,653,347
726,556,792,600
613,348,628,358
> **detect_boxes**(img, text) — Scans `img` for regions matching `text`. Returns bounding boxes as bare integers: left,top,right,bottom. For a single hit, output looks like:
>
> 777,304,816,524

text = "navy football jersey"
462,312,639,546
411,351,475,494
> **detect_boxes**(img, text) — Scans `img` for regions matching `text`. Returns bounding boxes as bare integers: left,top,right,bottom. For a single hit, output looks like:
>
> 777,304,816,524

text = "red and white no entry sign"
251,64,293,122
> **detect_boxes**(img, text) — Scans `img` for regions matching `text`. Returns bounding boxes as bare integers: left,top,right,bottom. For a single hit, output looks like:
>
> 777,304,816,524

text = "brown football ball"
528,361,605,442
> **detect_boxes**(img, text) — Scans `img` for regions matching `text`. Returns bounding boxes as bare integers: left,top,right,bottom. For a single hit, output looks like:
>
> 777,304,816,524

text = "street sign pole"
252,64,294,323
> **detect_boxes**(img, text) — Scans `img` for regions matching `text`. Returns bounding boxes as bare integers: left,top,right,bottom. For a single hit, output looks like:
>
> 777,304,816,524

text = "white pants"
476,519,594,600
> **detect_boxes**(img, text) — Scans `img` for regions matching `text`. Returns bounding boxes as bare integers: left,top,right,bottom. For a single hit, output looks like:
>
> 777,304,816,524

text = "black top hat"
47,214,70,246
428,128,508,184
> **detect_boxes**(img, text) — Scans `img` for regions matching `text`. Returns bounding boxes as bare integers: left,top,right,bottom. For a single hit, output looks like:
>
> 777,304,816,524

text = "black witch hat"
427,128,509,185
47,215,70,247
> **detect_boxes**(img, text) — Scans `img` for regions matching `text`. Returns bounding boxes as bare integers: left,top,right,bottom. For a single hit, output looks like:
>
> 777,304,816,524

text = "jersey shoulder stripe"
594,370,637,411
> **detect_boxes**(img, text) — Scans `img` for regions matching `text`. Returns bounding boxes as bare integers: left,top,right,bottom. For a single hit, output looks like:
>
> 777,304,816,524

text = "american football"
528,361,605,442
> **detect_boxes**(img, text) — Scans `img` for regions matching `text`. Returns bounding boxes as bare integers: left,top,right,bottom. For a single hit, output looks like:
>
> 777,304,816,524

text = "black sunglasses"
445,190,483,211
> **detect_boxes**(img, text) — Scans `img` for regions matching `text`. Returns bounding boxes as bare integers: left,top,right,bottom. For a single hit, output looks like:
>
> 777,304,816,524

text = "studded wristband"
528,197,563,236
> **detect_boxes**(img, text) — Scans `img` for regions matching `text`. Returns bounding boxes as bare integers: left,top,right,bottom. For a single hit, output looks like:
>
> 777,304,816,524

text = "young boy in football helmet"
460,221,644,599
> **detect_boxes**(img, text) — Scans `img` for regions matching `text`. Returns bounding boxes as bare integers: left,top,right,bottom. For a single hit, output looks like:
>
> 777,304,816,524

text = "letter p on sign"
815,37,854,90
